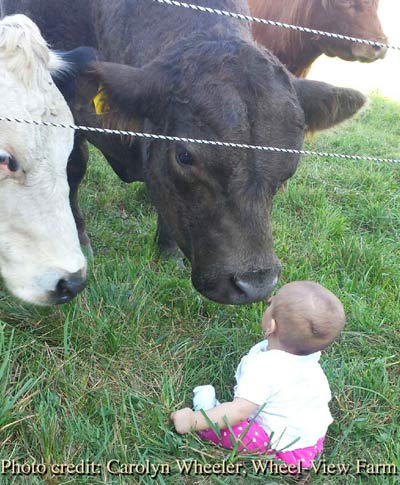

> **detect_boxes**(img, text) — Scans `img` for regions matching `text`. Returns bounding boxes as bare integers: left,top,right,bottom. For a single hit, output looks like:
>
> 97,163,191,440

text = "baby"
171,281,345,468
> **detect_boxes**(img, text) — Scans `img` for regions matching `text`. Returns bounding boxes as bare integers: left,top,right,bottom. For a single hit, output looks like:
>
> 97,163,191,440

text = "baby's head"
262,281,345,355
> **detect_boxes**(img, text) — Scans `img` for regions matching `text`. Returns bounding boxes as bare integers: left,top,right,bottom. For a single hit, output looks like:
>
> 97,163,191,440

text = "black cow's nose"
192,264,282,304
232,266,281,302
54,271,86,304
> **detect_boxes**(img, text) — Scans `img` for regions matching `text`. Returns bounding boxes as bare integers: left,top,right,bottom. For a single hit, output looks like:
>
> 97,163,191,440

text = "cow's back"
1,0,95,49
93,0,252,66
2,0,252,66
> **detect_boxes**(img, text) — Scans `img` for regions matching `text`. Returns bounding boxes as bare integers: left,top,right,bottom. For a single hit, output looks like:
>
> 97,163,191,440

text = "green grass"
0,94,399,484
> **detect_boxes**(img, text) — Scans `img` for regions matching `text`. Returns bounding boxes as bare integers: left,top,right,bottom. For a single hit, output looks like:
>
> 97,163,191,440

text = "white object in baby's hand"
193,385,220,411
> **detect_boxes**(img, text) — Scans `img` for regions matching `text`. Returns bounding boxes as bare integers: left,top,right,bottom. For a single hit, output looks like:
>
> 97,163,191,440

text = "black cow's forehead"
158,35,305,191
170,65,304,149
189,83,250,141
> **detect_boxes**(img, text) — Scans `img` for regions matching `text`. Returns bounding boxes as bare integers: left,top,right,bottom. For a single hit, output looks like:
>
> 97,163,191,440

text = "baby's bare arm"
171,398,258,434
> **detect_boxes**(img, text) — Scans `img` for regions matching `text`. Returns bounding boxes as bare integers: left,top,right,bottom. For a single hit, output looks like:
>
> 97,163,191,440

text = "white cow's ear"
51,47,100,104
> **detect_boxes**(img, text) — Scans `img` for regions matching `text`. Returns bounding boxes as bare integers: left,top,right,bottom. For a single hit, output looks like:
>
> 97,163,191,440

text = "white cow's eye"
0,153,18,172
0,153,20,177
9,156,18,172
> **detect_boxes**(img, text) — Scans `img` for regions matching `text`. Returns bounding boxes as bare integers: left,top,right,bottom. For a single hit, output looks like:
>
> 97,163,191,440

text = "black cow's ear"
294,79,366,132
89,61,163,122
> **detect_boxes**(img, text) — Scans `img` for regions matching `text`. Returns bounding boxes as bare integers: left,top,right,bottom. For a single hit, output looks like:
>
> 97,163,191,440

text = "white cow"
0,14,87,305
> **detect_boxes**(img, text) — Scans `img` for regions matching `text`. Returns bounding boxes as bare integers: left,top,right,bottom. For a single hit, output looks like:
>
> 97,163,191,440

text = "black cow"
1,0,366,304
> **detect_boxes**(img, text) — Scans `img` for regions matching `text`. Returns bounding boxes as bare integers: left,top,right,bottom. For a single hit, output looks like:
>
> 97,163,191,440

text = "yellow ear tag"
93,85,110,115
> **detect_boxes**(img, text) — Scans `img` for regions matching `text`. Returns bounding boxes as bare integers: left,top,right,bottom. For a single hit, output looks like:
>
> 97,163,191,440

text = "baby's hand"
170,408,195,434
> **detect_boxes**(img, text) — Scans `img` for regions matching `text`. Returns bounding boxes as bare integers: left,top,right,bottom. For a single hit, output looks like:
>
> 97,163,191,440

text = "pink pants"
198,419,324,468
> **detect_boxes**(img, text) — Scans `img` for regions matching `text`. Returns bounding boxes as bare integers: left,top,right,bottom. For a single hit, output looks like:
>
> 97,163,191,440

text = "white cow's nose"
52,270,86,304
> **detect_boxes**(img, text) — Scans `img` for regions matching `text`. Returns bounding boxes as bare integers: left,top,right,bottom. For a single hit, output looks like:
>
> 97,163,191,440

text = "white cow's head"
0,15,87,305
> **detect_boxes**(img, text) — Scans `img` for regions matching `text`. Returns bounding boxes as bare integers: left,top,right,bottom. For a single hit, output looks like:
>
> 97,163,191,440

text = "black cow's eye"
176,150,194,166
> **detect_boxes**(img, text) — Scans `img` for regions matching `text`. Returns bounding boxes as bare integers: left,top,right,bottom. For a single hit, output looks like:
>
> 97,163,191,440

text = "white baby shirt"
234,340,333,451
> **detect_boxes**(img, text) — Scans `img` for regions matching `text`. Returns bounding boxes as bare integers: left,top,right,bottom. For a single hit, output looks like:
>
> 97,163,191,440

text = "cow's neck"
253,0,322,78
283,33,321,78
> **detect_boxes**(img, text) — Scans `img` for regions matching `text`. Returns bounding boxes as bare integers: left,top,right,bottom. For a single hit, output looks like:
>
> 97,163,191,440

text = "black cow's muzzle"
193,264,281,305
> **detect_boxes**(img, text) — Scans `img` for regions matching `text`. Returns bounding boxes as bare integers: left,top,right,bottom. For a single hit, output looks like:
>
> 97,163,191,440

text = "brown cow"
249,0,388,77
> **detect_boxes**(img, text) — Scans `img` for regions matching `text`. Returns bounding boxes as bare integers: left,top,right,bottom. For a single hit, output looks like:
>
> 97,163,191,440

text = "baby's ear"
265,318,277,337
264,318,276,338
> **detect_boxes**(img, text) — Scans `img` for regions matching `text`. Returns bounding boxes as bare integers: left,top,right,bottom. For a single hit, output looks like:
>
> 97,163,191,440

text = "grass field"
0,94,399,484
